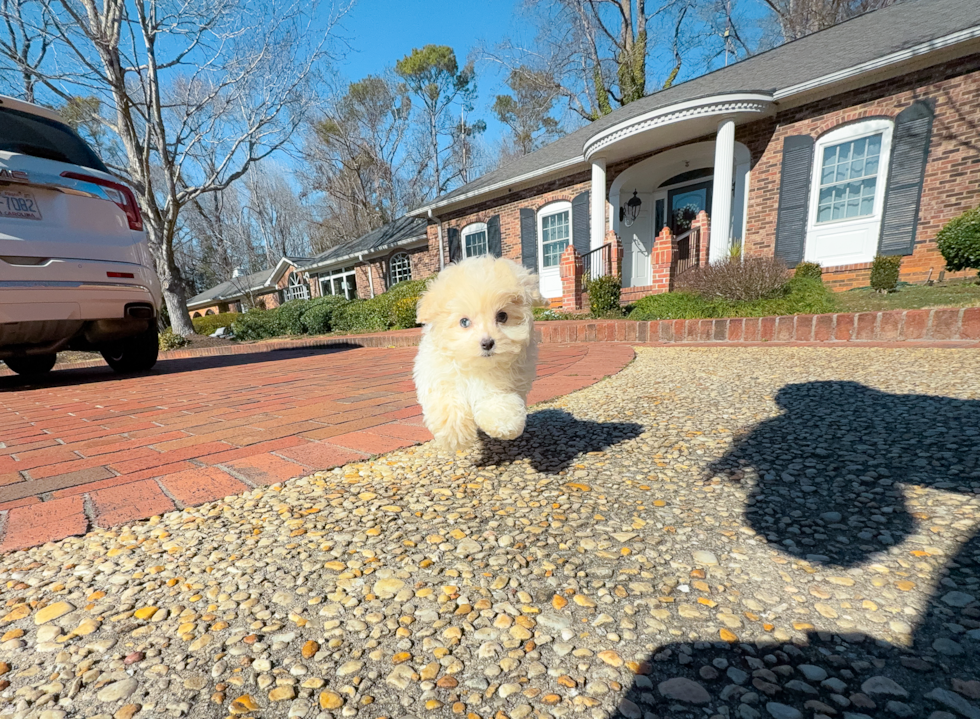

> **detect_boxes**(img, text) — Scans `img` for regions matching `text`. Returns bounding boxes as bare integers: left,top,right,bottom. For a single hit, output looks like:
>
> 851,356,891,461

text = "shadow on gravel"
611,381,980,719
475,408,643,473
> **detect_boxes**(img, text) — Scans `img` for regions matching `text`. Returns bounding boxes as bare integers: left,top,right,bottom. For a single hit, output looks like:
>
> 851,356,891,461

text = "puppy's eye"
496,311,508,324
459,318,471,328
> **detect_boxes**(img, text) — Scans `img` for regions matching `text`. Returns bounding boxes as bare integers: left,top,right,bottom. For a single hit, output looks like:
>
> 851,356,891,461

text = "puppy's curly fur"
413,256,544,451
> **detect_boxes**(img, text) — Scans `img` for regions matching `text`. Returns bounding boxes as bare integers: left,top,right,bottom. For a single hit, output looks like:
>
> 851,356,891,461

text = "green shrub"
391,296,419,329
159,328,188,351
192,311,237,336
273,300,308,335
628,277,836,321
300,295,349,334
733,276,837,317
532,307,578,321
794,261,823,281
231,310,277,341
587,275,622,317
870,255,902,293
936,205,980,279
331,300,389,334
628,292,718,321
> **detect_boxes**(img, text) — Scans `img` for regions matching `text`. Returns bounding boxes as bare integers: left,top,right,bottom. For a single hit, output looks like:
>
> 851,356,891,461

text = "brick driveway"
0,343,633,551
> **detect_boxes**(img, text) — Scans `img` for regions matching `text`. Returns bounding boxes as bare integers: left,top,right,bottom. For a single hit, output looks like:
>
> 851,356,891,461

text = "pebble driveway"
0,343,632,551
0,346,977,719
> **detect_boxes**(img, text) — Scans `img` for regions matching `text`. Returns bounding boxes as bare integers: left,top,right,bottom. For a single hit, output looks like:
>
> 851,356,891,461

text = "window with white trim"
815,133,883,223
284,272,310,301
539,204,570,268
389,252,412,285
804,118,894,268
317,265,358,300
462,222,488,258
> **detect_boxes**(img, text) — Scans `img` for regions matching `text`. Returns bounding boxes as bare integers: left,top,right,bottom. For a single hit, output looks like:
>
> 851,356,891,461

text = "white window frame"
462,221,489,258
318,265,358,300
389,251,412,286
284,272,310,301
537,201,572,270
805,119,894,267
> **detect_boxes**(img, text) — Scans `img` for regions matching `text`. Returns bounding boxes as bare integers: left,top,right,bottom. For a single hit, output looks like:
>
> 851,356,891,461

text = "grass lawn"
835,281,980,312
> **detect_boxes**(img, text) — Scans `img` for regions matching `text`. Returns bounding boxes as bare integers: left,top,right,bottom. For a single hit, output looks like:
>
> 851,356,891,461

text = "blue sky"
338,0,522,145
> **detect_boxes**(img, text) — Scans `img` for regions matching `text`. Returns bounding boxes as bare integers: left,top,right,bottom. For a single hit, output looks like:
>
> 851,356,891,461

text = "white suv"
0,95,162,376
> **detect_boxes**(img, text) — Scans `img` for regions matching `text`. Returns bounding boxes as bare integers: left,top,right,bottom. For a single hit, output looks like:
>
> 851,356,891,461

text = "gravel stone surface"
0,347,978,719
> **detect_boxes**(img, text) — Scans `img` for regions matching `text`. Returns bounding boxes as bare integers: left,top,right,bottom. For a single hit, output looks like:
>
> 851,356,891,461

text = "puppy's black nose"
481,337,495,352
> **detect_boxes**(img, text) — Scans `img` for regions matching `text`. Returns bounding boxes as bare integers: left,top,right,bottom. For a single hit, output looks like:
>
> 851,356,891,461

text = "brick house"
187,217,430,316
301,216,431,300
405,0,980,306
187,256,312,317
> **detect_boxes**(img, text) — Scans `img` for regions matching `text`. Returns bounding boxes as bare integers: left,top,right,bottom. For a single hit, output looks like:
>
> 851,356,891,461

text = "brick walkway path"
0,343,633,551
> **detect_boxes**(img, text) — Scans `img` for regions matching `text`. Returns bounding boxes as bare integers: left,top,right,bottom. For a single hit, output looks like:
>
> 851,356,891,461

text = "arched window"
284,272,310,301
192,312,201,318
389,252,412,286
205,309,215,316
461,222,488,258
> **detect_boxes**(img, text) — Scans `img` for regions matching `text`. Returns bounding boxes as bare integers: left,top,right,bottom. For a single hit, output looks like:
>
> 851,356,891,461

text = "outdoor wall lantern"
620,190,642,227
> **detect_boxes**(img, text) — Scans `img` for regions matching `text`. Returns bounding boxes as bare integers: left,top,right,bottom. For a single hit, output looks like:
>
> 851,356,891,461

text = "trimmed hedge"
301,295,350,334
192,312,237,336
937,205,980,278
587,275,622,317
870,255,902,293
273,300,308,335
231,310,277,341
794,261,823,281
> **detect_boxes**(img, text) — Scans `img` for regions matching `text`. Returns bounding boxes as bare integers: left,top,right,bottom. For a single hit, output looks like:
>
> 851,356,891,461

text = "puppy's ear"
520,270,546,308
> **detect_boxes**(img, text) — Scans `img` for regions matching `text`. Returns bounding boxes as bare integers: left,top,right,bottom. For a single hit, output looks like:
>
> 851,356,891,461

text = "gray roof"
187,267,276,309
301,216,428,271
413,0,980,213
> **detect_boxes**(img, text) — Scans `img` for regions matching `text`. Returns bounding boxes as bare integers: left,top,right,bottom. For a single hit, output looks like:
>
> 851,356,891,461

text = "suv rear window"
0,105,109,172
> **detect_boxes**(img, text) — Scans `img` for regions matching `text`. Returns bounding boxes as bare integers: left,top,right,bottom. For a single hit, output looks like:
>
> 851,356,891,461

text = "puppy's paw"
474,394,527,441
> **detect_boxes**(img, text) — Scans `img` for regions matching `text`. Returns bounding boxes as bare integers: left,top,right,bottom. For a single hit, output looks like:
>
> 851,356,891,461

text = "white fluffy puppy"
413,256,543,451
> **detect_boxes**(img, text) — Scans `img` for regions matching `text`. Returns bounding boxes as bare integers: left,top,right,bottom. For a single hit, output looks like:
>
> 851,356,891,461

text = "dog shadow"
608,381,980,719
475,408,643,473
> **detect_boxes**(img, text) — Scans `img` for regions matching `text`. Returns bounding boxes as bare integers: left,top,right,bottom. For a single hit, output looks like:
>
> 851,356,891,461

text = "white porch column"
710,118,736,263
590,157,607,250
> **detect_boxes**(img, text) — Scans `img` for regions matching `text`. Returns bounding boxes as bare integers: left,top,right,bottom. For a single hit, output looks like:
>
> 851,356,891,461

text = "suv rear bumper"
0,270,161,357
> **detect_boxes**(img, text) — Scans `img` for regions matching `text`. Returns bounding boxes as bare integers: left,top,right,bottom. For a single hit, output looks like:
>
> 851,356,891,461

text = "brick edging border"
533,307,980,345
3,307,977,377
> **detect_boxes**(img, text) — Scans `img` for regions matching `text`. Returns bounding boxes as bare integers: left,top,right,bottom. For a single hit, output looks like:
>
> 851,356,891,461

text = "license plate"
0,191,42,220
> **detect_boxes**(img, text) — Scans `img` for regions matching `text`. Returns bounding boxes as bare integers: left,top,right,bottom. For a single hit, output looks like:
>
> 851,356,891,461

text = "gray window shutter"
878,101,934,256
774,135,813,268
572,191,591,256
520,208,537,271
487,215,502,258
447,227,461,263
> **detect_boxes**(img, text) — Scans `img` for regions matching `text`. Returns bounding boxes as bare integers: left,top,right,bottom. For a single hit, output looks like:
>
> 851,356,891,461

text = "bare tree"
303,74,414,249
0,0,50,102
759,0,897,41
0,0,347,335
242,167,314,265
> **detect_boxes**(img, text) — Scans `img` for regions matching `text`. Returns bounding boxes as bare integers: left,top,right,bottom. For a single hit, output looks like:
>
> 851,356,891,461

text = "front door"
667,181,712,235
623,191,653,288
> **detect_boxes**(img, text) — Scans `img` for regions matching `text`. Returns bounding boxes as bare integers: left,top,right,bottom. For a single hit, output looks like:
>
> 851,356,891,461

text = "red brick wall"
741,55,980,289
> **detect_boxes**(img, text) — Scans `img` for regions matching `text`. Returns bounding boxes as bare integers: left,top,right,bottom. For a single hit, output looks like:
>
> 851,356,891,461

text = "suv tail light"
60,171,144,231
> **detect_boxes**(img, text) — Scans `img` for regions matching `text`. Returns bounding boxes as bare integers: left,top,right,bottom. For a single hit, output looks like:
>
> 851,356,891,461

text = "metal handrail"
581,243,612,282
673,227,701,278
